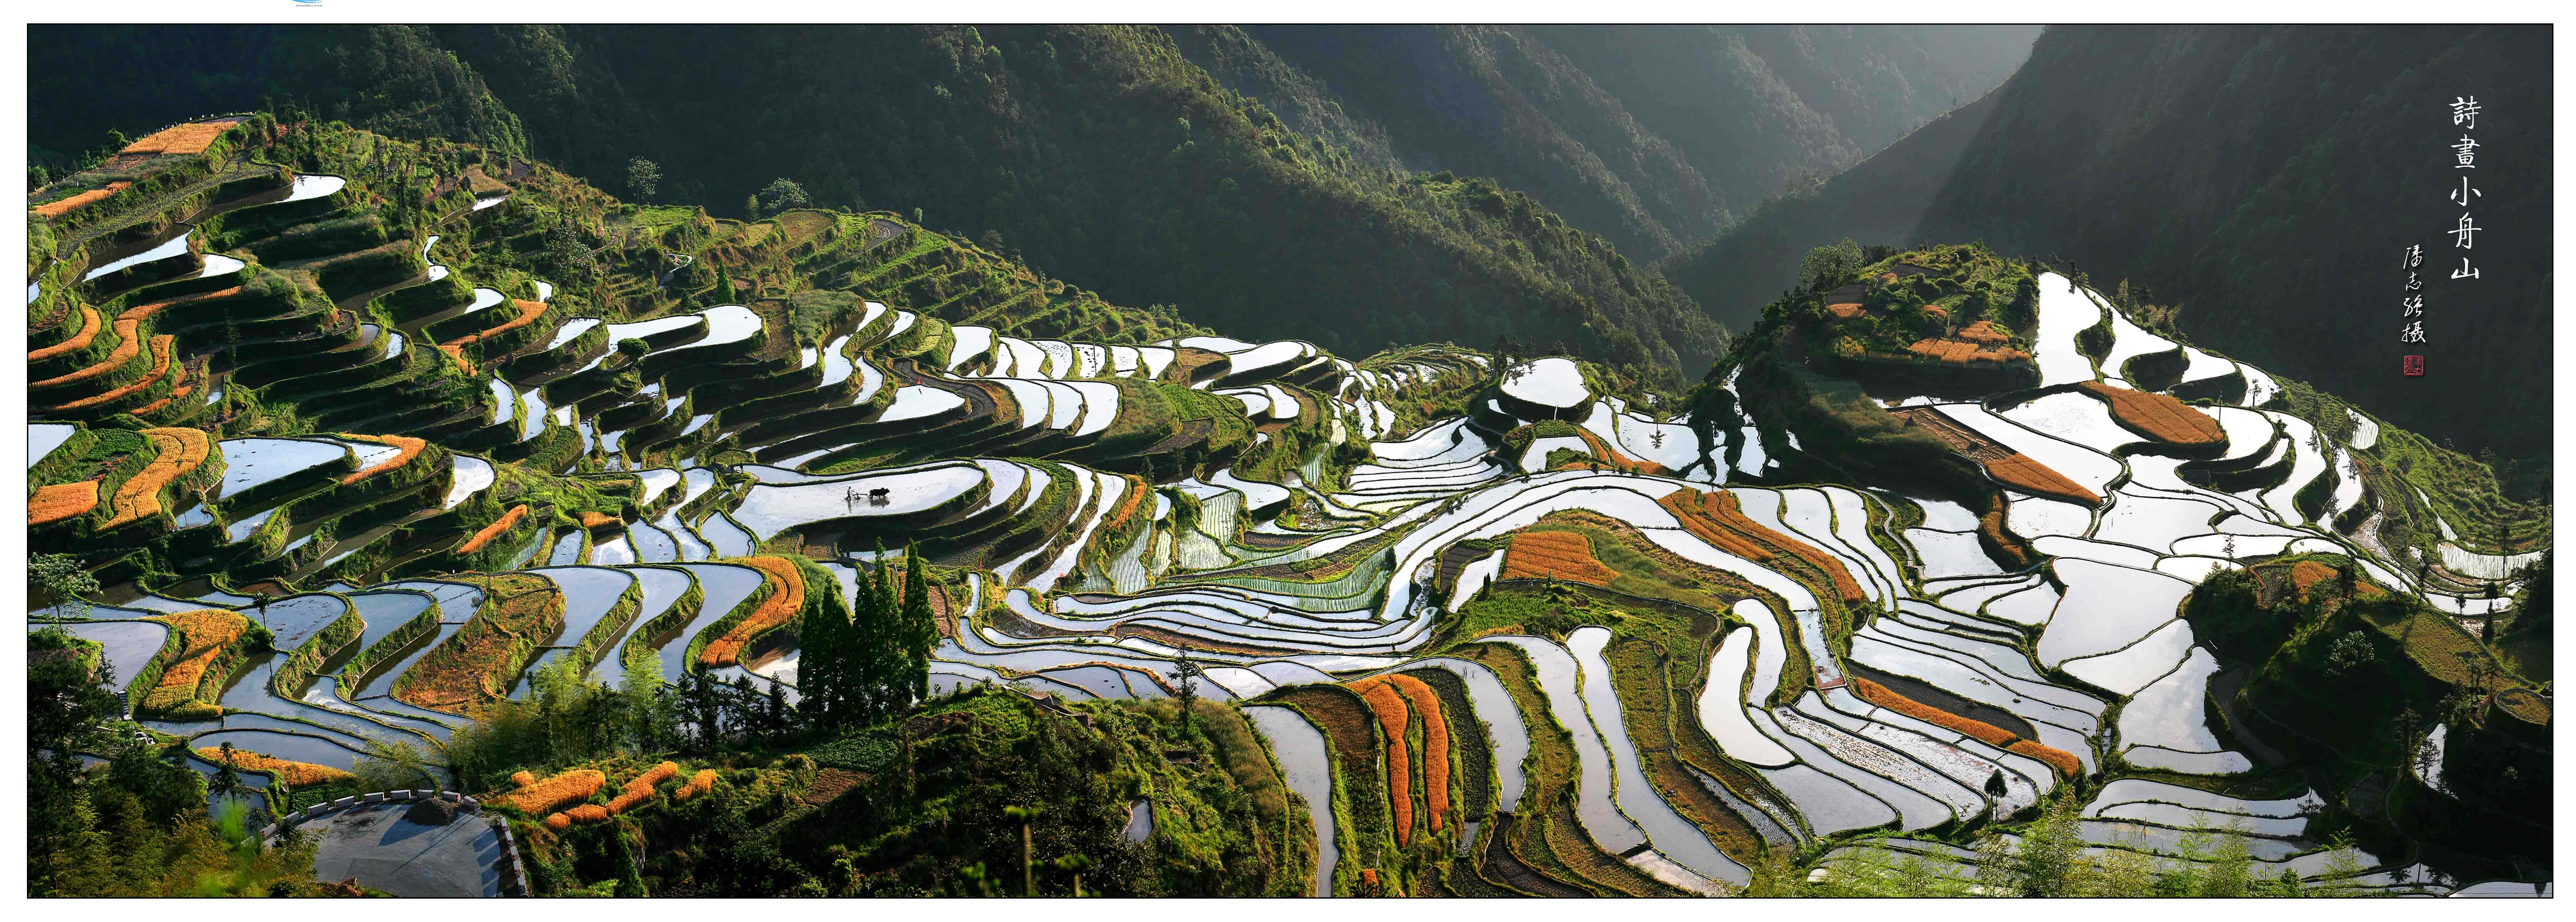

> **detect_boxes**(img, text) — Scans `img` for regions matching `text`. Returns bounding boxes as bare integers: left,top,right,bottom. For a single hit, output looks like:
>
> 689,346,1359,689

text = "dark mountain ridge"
1663,25,2551,489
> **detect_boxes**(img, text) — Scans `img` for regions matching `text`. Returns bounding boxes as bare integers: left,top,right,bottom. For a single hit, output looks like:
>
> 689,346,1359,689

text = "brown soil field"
2076,380,2223,446
1985,453,2102,504
1500,530,1620,585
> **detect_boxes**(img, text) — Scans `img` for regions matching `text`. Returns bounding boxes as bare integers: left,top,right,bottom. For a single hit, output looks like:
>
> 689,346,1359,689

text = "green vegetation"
796,550,937,733
1663,26,2549,490
25,24,1875,381
2179,554,2551,872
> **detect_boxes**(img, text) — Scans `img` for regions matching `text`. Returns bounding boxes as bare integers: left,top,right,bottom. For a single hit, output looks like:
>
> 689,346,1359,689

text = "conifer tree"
899,542,936,704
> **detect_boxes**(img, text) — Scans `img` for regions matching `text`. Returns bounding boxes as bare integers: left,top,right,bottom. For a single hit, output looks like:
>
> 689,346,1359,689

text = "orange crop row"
542,813,573,831
458,505,532,553
1695,491,1867,604
578,511,620,529
1985,454,2101,504
30,482,100,526
600,761,682,816
340,434,426,485
1384,674,1450,833
1351,679,1415,845
1849,677,2019,749
196,745,354,788
673,769,719,802
2077,381,2222,446
1657,491,1773,562
140,609,250,714
700,557,804,668
120,118,242,156
33,317,144,390
134,364,197,416
498,768,606,815
121,285,243,325
49,335,177,412
1500,530,1621,586
30,308,101,362
1957,320,2013,344
1569,430,1669,477
1907,338,2028,365
2285,560,2379,602
436,343,475,375
34,181,135,218
1979,494,2033,570
510,770,538,788
102,428,211,529
2007,740,2084,778
1098,474,1151,535
450,299,547,348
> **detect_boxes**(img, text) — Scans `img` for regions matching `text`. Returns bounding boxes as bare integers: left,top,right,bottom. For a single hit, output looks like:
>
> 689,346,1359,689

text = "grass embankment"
1443,518,1806,868
338,434,426,484
457,504,532,553
137,609,255,719
1451,642,1679,896
393,573,564,714
696,556,803,668
1268,682,1412,895
197,745,354,787
99,428,214,529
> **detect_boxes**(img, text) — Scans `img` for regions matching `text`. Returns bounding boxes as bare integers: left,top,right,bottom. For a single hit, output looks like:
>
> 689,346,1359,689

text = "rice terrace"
22,22,2555,901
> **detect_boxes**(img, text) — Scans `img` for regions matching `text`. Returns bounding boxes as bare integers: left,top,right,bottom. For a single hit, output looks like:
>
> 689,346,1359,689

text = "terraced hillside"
31,116,2549,898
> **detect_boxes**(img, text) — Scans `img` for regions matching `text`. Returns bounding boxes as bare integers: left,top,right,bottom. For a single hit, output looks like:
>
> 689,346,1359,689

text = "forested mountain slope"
1662,25,2551,488
31,24,1730,379
1170,25,2038,261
